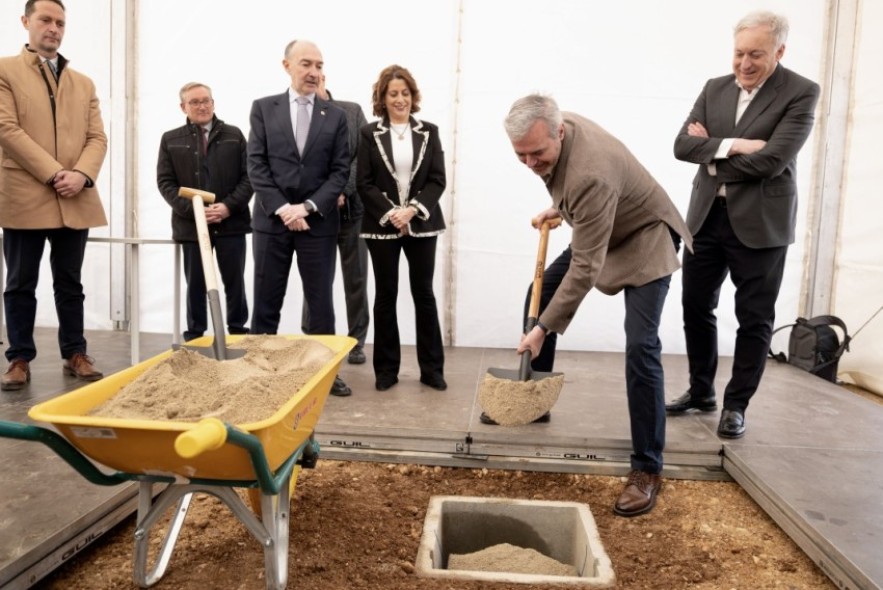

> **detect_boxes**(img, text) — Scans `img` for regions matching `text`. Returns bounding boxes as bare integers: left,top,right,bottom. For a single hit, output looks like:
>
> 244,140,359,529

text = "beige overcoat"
539,113,692,334
0,46,107,229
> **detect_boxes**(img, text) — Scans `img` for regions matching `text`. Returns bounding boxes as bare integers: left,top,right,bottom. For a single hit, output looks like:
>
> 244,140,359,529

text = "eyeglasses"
186,98,214,108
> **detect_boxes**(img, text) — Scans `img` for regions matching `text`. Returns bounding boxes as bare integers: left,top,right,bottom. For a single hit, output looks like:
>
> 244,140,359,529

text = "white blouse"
389,123,413,204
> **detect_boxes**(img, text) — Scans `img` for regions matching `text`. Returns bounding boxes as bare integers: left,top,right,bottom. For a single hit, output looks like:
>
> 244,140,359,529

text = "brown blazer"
0,46,107,230
540,113,692,334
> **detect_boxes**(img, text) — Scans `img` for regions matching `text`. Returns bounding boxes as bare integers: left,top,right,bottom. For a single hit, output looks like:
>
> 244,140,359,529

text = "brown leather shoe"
613,470,662,517
1,359,30,391
63,353,103,382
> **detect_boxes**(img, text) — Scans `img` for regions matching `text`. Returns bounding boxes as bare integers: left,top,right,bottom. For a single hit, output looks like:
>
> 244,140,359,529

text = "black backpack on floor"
769,316,851,383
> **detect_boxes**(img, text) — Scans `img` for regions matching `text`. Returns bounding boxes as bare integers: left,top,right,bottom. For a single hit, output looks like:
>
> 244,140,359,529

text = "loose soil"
35,385,879,590
36,462,835,590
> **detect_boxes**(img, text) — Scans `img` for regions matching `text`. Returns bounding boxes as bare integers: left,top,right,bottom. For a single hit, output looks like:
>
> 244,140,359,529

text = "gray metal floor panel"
1,328,882,589
724,447,882,590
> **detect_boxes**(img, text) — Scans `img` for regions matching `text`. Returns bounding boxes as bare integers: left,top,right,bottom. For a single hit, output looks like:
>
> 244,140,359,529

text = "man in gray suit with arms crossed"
666,11,820,438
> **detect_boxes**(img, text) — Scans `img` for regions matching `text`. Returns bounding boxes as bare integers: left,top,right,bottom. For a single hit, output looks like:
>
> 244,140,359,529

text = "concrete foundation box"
415,495,615,586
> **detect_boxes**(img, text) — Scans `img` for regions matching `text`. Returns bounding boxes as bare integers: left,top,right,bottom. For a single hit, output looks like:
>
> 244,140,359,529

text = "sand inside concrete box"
89,336,335,424
478,373,564,426
448,543,577,577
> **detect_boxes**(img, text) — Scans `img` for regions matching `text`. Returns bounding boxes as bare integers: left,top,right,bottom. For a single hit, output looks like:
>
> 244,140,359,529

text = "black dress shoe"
375,375,398,391
479,411,551,425
665,391,717,413
717,409,746,438
420,374,447,391
347,346,366,365
330,376,352,397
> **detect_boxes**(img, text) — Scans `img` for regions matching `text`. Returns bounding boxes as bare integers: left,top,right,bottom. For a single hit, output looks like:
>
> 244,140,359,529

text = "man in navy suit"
247,39,352,396
667,11,820,437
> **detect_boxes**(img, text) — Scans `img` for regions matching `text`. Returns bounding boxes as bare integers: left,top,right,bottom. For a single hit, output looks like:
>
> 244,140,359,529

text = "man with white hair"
503,94,692,517
667,11,820,439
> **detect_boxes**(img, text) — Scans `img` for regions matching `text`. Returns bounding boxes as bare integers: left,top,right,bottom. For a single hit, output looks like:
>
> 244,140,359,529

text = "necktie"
295,96,310,155
199,127,208,156
46,60,58,82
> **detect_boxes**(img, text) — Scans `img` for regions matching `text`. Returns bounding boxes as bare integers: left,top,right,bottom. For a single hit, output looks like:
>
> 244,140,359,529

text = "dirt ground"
36,384,878,590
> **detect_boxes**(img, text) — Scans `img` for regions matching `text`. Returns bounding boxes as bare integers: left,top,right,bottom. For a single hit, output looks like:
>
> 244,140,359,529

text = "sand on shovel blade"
478,373,564,426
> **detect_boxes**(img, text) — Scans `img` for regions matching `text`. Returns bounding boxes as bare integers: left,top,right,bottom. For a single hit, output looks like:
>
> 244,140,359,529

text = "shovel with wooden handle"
177,187,246,360
486,217,564,383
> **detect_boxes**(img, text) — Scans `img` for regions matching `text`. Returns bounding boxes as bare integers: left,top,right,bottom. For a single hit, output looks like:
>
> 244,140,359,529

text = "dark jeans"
682,199,787,412
182,234,249,341
623,275,671,474
302,215,370,345
527,246,671,473
366,236,443,380
3,227,89,361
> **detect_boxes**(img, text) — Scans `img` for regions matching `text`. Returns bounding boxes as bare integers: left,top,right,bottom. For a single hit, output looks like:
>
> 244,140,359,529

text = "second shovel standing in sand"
177,186,246,361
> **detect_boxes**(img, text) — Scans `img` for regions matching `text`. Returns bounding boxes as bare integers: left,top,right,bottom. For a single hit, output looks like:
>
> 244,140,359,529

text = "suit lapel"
713,80,741,135
373,120,396,177
273,92,297,154
410,118,429,184
734,65,783,135
303,96,332,158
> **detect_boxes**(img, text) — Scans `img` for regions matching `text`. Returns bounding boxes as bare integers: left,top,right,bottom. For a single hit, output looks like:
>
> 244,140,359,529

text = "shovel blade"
485,367,563,382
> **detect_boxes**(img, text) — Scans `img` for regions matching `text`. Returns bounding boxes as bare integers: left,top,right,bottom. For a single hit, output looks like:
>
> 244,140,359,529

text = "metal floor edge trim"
317,446,732,481
1,483,140,590
314,428,725,471
723,452,873,590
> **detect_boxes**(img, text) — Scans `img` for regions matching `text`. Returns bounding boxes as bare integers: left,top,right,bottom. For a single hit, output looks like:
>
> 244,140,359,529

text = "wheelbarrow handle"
175,418,228,459
0,419,132,486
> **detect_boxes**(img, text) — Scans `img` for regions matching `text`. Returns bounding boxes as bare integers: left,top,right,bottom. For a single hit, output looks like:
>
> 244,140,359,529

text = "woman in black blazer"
356,65,447,392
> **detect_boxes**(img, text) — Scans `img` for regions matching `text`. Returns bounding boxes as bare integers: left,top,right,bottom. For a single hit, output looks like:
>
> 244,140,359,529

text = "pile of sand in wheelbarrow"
477,373,565,426
89,336,334,424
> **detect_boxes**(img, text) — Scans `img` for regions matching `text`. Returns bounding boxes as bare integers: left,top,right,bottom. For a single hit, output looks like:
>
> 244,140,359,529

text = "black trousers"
366,236,444,380
682,199,788,412
251,229,336,335
301,215,370,345
3,227,89,362
181,234,249,341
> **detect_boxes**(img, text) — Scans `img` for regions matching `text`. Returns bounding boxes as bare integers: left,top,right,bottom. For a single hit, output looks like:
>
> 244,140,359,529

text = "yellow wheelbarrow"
0,334,355,589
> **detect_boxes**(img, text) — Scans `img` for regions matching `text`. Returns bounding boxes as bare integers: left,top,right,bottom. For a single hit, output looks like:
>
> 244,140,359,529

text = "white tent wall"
3,1,876,390
834,0,883,394
133,0,460,340
452,0,824,356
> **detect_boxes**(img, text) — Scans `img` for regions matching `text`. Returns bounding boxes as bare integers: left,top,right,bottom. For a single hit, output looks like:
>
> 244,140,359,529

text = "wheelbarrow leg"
259,470,291,590
133,482,193,587
213,480,291,590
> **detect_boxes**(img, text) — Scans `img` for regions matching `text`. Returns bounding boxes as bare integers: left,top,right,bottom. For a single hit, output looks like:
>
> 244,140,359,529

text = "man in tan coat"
0,0,107,391
503,94,692,517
